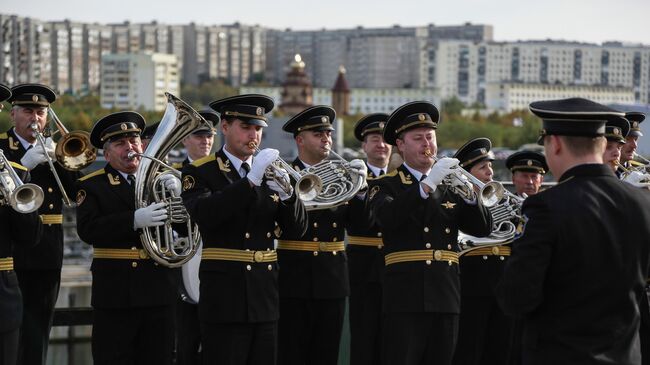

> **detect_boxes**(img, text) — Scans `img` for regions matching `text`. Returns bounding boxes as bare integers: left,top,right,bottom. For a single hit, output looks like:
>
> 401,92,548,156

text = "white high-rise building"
100,52,180,111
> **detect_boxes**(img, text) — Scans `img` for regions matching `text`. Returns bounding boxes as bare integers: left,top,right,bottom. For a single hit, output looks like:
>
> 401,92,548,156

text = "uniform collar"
222,145,253,177
12,128,36,150
366,162,386,177
402,162,430,182
558,163,615,183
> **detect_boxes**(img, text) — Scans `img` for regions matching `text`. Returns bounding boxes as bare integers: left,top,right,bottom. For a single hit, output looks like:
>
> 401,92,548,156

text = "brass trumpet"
0,149,44,213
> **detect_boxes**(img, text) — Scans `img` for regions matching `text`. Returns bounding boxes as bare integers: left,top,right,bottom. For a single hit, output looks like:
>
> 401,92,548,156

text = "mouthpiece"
424,148,433,157
127,151,139,160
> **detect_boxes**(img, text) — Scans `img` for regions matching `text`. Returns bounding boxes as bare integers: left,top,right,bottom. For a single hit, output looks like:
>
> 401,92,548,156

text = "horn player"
181,95,307,365
76,111,178,365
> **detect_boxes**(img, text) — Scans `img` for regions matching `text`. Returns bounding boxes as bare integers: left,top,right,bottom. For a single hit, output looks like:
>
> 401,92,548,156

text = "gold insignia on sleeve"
107,173,121,185
270,193,280,203
217,157,232,172
76,189,86,205
441,201,456,209
182,175,195,191
369,185,380,200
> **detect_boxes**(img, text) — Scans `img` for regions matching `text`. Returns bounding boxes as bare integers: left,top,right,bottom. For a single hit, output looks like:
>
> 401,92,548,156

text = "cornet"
0,149,44,213
30,107,97,207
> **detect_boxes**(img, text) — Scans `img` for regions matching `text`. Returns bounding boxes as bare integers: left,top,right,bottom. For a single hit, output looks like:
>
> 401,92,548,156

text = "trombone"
0,149,44,213
30,107,97,207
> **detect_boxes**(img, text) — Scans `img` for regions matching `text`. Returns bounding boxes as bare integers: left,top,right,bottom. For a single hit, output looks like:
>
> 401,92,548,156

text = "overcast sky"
4,0,649,44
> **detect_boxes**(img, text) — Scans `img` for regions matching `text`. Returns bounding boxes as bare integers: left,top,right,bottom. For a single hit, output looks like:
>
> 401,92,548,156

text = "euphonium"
0,149,44,213
131,93,210,268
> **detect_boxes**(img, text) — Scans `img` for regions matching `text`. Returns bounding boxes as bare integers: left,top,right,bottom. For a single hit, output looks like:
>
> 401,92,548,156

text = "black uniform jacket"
497,163,650,365
369,164,492,314
346,165,384,285
181,148,307,323
0,165,42,332
277,158,351,300
0,127,79,270
76,164,175,309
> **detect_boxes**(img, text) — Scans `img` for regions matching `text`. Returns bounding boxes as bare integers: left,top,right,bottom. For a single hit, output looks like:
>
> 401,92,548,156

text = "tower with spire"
279,54,313,116
331,65,351,117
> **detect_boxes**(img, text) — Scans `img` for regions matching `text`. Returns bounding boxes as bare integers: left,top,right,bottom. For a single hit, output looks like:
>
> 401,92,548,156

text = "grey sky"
5,0,649,44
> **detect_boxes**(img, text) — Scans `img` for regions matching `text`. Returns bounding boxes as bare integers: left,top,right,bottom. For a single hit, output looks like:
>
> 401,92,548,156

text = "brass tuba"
0,149,44,213
131,93,210,267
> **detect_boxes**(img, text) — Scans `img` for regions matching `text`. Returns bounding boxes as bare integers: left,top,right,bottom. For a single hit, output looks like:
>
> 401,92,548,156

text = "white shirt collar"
223,145,253,177
366,162,387,177
13,130,36,150
403,162,430,182
299,159,312,169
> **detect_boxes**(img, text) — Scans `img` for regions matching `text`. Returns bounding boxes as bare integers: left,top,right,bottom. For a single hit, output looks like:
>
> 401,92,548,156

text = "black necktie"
127,174,136,185
420,174,427,182
379,169,385,176
241,162,251,177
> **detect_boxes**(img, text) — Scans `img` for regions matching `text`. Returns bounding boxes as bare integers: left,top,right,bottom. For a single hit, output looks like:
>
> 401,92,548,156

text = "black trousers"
92,306,173,365
200,321,277,365
641,287,650,365
0,328,19,365
278,297,346,365
349,282,382,365
382,312,459,365
176,299,201,365
15,269,60,365
453,295,513,365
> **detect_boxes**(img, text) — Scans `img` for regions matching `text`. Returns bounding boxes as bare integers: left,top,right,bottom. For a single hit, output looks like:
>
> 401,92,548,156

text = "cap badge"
321,116,328,123
32,95,39,103
418,114,426,121
120,123,127,130
527,160,533,166
379,122,385,129
256,107,263,116
613,128,620,135
480,148,487,154
633,122,639,128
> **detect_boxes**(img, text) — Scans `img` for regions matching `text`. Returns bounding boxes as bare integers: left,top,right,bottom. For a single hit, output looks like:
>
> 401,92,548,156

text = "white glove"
622,171,650,188
133,202,168,230
44,137,56,159
267,168,293,201
159,174,181,197
20,140,54,170
420,157,460,193
248,148,279,186
348,159,368,178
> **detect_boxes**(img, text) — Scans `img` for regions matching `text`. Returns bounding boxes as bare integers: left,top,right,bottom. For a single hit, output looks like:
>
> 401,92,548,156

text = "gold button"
426,260,432,265
448,261,453,266
245,233,250,239
433,250,442,260
313,251,319,256
267,264,273,271
319,242,328,251
492,246,500,255
425,243,431,249
445,228,451,234
49,203,54,209
47,187,53,193
378,245,383,250
131,262,137,268
131,247,137,250
332,222,337,228
246,249,251,252
138,250,148,259
266,232,271,238
333,237,337,242
447,244,452,250
377,232,382,237
424,227,429,233
333,251,338,256
313,222,318,228
246,265,252,271
313,237,318,242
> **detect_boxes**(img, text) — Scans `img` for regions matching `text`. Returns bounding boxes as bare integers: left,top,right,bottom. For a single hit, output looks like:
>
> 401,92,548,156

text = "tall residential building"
425,40,650,107
100,52,180,111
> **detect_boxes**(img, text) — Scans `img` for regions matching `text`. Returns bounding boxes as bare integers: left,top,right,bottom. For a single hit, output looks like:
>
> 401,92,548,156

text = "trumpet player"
0,83,43,365
368,101,492,365
0,83,79,365
276,105,367,365
620,112,645,169
347,113,391,365
76,112,178,365
452,138,513,365
181,95,307,365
